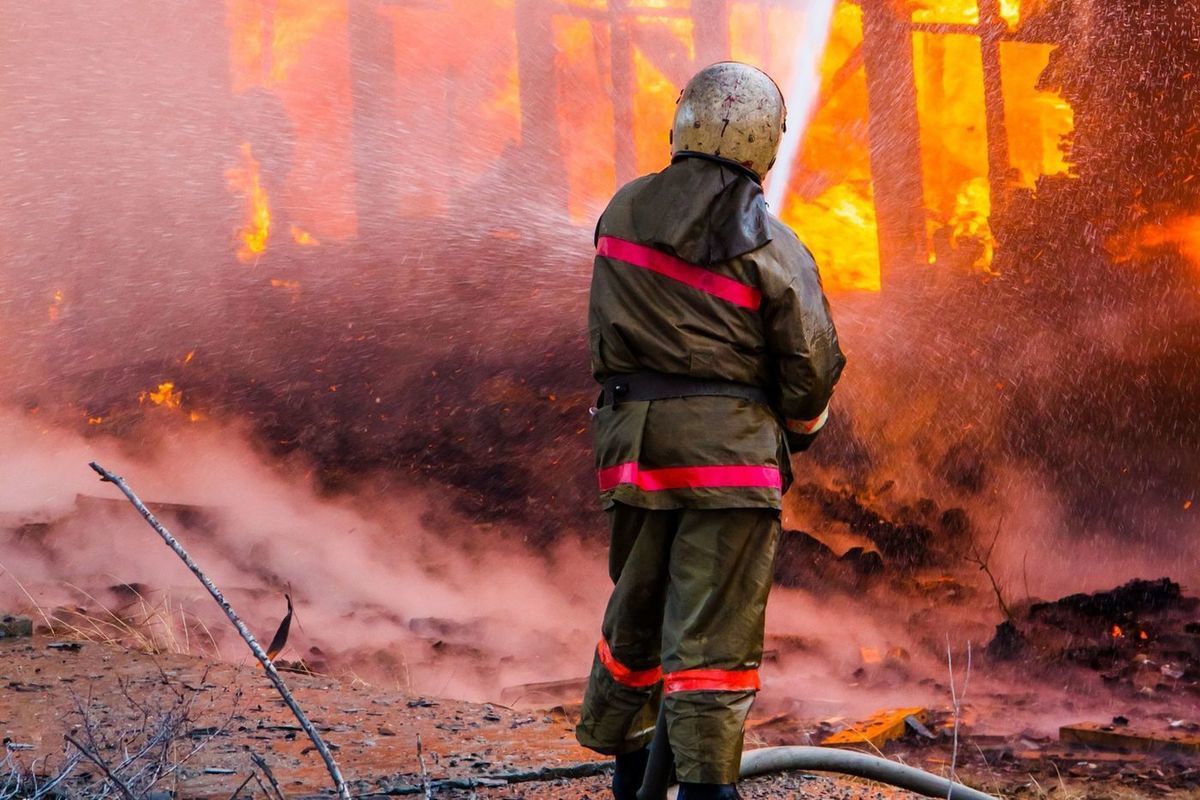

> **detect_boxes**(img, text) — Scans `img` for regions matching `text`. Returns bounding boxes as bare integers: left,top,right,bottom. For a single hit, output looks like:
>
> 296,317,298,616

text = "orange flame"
290,225,319,247
226,142,271,262
138,381,205,423
1111,625,1124,638
213,0,1076,290
48,289,64,322
1108,214,1200,271
140,382,183,410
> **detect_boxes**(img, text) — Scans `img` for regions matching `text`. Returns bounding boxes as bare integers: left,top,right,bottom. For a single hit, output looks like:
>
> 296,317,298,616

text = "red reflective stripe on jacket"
664,668,761,694
597,637,662,688
597,236,762,311
597,462,782,493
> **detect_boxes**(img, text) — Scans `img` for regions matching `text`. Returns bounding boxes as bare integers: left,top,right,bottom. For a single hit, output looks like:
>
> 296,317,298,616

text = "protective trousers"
576,503,780,784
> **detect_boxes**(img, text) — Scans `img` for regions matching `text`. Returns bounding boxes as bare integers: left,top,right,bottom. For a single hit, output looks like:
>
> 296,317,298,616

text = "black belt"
598,372,770,408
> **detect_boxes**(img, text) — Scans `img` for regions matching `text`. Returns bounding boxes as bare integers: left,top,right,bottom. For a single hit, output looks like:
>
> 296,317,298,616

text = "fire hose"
637,704,998,800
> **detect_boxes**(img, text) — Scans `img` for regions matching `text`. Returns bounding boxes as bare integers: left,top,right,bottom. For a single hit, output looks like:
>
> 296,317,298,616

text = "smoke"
0,409,609,700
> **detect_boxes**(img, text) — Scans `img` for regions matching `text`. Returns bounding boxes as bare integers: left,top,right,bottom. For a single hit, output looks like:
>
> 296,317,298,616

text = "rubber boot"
612,747,651,800
676,783,741,800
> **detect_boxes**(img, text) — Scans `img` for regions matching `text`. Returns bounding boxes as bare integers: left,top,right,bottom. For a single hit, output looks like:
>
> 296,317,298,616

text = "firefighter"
575,62,846,800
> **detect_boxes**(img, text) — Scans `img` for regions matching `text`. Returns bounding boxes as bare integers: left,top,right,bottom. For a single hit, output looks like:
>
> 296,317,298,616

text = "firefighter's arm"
760,242,846,452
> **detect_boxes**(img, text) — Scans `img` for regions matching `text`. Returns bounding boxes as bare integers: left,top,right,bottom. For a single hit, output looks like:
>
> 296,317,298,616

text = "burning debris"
985,579,1200,697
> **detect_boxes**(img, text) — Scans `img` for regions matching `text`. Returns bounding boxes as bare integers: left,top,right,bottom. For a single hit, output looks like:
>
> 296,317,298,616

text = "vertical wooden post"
608,0,638,186
692,0,730,68
515,0,569,210
859,0,927,288
977,0,1012,216
348,0,400,242
260,0,277,84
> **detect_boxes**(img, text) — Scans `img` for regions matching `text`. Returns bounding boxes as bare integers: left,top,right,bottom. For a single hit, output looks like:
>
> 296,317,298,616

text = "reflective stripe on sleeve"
785,405,829,435
597,637,663,688
597,236,762,311
597,462,783,493
663,667,762,694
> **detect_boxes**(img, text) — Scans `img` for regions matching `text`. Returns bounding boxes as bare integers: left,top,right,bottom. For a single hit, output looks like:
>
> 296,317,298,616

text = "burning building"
1,1,1199,778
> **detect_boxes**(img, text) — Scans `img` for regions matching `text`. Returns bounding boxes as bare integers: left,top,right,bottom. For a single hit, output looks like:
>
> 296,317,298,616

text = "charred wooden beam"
859,0,927,288
515,0,569,210
691,0,730,67
1061,722,1200,754
348,0,401,243
608,0,639,186
978,0,1013,216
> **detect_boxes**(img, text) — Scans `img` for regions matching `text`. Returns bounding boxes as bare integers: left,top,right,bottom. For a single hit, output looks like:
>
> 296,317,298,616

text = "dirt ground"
0,636,1194,799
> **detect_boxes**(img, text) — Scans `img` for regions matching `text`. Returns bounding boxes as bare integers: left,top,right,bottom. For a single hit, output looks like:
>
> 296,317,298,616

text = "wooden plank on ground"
1060,722,1200,754
822,707,928,749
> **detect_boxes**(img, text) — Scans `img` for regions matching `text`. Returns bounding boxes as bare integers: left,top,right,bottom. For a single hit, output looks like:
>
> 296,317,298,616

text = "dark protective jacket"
588,155,846,510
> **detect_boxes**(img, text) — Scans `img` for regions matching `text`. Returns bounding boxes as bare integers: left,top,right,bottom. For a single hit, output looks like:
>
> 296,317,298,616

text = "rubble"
790,483,936,569
985,578,1200,698
0,615,32,638
773,529,883,591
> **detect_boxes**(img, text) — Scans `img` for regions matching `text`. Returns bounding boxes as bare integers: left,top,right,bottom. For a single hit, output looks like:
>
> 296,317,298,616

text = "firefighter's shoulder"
595,174,659,241
756,216,820,287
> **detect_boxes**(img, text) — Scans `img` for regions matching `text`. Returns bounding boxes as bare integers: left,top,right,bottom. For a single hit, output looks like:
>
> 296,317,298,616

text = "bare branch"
250,754,287,800
945,639,973,799
227,772,255,800
417,734,434,800
64,733,138,800
965,519,1013,621
89,461,351,800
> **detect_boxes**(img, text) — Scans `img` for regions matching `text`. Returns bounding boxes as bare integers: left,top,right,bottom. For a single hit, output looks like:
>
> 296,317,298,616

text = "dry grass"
49,582,222,658
1,561,221,659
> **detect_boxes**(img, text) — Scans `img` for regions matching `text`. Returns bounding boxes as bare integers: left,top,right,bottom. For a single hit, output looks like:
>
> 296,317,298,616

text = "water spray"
764,0,839,211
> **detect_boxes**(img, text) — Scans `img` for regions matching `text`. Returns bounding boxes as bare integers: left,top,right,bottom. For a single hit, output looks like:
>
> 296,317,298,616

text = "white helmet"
670,62,787,181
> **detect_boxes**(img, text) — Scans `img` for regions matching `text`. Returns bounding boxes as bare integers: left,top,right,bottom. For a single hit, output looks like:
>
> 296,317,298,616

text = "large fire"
1108,213,1200,271
220,0,1075,292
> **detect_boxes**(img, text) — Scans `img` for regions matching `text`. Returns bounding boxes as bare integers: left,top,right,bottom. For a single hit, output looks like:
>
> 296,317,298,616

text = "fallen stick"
88,461,351,800
64,733,138,800
319,761,614,797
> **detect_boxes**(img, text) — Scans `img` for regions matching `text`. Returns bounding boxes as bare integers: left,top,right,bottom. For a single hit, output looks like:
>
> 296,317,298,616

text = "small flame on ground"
137,381,205,423
1112,625,1124,638
140,382,183,411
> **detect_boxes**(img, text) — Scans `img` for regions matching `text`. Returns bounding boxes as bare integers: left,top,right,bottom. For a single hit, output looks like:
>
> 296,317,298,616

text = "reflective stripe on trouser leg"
576,645,662,755
662,507,780,785
577,505,676,755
